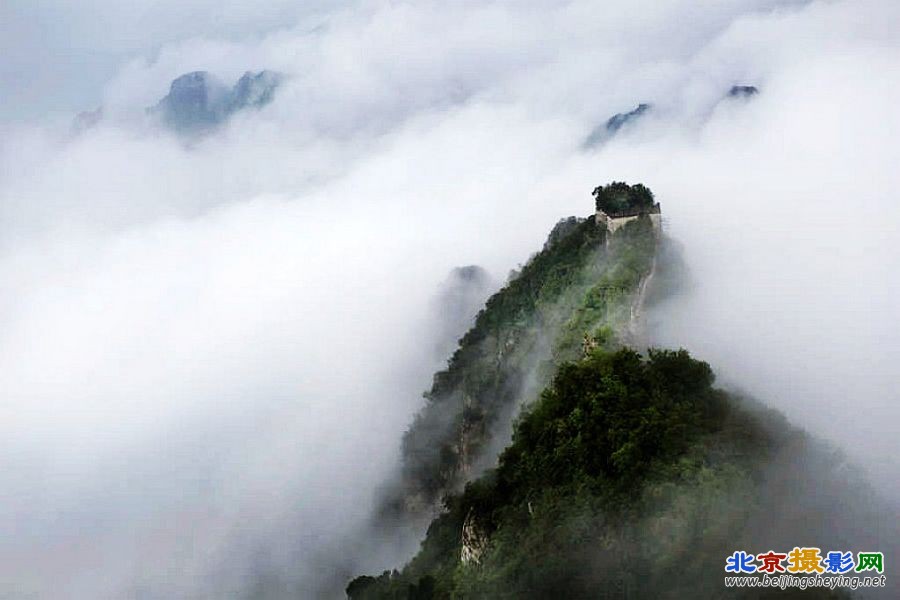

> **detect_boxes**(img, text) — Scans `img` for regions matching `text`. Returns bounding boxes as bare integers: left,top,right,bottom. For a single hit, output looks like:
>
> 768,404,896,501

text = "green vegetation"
350,349,850,599
396,211,659,509
593,181,656,215
553,215,656,361
351,186,868,598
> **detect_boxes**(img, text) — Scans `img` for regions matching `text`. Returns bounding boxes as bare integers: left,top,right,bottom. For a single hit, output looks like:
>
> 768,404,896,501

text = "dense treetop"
593,181,656,216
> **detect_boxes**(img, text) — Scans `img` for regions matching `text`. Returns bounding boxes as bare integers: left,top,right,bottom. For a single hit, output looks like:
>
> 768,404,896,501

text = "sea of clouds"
0,0,898,597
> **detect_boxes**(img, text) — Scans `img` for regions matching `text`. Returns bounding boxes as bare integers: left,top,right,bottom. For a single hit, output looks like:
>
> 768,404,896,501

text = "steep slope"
352,184,894,598
389,207,658,515
148,70,281,133
584,103,652,147
351,347,882,599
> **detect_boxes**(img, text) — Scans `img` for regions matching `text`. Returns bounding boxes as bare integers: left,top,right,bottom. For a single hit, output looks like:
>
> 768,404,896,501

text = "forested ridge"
394,204,657,513
358,185,882,599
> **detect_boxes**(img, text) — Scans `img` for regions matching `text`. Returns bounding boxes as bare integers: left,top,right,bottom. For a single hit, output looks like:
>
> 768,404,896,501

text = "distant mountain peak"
149,70,282,133
584,103,652,148
229,70,281,113
728,84,759,98
606,102,651,133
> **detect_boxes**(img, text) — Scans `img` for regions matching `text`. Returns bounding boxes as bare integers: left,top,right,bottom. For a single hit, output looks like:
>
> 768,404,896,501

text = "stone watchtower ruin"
592,182,661,243
595,202,662,235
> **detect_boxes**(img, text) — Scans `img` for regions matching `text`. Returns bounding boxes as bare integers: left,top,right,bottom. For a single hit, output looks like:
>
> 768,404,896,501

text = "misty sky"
0,0,343,121
1,0,898,598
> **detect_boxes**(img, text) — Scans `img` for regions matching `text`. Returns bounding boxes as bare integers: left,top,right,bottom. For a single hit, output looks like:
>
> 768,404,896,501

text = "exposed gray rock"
228,70,281,113
727,84,759,98
149,70,282,133
584,103,651,148
151,71,229,131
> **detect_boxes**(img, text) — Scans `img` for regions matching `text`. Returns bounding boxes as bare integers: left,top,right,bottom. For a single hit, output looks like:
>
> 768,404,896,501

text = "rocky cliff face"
459,508,489,566
70,70,282,135
153,71,228,131
149,70,281,133
228,70,281,113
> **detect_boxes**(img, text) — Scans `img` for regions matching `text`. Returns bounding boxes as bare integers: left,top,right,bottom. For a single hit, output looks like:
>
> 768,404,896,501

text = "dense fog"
0,0,897,597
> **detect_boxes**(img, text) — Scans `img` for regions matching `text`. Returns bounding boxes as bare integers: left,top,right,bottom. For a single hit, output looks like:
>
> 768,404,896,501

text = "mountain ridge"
348,183,894,599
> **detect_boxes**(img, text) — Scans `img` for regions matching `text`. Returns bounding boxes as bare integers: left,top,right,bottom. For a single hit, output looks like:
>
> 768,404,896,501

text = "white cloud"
0,0,898,597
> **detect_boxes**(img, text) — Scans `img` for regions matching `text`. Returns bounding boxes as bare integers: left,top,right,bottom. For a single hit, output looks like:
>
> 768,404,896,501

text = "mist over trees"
351,342,888,599
351,186,897,599
0,0,897,598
